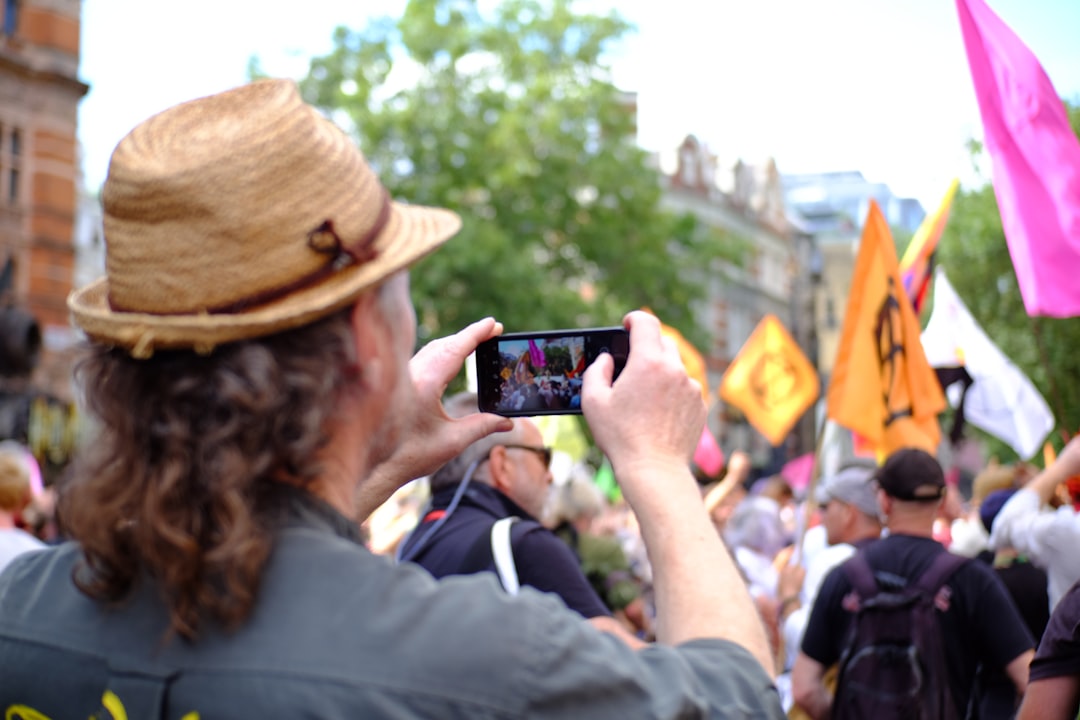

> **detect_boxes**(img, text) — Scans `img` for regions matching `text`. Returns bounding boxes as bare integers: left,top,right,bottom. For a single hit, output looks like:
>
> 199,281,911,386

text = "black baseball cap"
874,448,946,501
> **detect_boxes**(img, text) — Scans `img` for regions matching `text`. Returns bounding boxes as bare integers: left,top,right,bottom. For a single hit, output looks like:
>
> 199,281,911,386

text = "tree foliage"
937,102,1080,461
288,0,745,352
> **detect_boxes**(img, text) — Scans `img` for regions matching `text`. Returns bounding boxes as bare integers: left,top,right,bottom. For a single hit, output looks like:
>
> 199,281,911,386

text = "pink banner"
527,338,546,367
957,0,1080,317
693,425,725,477
781,453,815,493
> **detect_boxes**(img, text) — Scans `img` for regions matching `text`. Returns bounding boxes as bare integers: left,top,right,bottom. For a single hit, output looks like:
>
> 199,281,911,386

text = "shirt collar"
432,481,536,522
266,482,363,545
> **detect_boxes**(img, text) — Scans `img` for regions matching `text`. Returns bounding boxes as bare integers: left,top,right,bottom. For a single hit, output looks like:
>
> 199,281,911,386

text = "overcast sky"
77,0,1080,210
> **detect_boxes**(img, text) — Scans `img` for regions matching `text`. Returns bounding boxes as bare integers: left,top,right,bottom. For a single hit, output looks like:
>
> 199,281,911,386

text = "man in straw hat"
0,79,781,717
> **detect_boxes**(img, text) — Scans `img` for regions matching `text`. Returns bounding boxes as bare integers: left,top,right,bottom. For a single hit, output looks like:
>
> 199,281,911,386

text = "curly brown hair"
60,306,359,641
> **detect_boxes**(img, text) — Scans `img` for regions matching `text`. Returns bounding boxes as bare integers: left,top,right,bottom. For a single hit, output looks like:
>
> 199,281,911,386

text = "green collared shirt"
0,485,782,718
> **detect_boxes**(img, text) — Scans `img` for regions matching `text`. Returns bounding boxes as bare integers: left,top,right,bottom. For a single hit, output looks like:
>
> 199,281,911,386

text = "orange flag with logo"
643,308,710,403
719,314,819,447
827,201,946,455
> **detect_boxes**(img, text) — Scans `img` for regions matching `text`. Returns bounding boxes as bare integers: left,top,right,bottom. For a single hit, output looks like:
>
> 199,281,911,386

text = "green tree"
936,101,1080,462
288,0,745,353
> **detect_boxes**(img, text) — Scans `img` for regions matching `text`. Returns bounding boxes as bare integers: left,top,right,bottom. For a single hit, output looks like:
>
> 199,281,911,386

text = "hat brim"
68,202,460,354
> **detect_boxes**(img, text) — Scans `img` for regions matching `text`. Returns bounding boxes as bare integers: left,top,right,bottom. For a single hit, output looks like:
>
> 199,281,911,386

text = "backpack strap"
491,516,520,595
842,551,880,599
914,550,968,595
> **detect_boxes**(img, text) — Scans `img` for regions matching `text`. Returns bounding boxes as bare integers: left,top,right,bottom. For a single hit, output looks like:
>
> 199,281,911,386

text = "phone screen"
475,327,628,416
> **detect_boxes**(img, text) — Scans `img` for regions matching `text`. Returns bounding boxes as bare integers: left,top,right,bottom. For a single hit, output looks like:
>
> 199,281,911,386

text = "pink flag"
780,453,815,494
693,425,725,477
527,338,546,367
956,0,1080,318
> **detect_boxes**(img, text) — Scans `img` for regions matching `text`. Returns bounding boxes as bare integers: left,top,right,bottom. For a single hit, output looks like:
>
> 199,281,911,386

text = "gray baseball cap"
815,463,881,519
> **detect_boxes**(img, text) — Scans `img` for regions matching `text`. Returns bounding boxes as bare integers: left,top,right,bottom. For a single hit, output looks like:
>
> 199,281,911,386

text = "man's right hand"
580,311,774,671
580,310,706,499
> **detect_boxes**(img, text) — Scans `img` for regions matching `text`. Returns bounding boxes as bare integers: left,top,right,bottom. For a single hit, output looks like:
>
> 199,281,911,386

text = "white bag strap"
490,516,520,595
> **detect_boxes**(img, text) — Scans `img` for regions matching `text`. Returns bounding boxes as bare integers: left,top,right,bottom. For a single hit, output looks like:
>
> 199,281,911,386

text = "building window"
2,0,18,36
0,122,23,205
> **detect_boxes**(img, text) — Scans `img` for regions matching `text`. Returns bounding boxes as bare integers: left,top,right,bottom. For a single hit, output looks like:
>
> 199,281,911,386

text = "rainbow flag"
899,179,959,315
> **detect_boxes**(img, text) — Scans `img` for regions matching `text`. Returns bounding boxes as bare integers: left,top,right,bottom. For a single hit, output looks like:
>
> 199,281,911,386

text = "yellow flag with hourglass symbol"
719,314,819,447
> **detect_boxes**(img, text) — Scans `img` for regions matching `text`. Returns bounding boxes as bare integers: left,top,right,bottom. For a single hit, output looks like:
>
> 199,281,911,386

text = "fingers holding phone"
582,310,706,482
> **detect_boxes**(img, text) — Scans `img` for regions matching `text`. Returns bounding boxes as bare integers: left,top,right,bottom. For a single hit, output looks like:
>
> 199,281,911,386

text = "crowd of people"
496,353,583,413
1,77,1079,719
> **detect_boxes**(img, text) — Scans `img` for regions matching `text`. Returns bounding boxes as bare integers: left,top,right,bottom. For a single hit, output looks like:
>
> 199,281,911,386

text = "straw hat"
69,79,461,357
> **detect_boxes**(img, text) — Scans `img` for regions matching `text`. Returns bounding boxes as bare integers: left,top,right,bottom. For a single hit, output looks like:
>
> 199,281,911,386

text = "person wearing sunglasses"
397,392,638,638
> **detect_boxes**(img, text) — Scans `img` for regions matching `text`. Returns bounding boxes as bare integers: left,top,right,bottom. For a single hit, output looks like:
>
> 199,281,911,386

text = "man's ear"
486,445,513,492
842,502,857,529
877,489,892,518
349,291,387,389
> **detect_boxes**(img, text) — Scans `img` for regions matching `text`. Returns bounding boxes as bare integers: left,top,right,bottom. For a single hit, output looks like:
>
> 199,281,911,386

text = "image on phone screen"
476,328,628,417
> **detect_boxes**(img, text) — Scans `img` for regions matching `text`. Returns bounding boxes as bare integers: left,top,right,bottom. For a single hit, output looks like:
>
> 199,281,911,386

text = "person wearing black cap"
792,448,1035,719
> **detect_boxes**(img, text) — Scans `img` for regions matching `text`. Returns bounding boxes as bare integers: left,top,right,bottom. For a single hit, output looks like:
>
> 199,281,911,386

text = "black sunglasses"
501,444,553,469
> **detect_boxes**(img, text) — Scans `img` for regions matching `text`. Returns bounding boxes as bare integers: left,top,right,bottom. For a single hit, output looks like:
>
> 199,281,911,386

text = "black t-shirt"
972,554,1051,718
1030,579,1080,681
801,534,1035,716
400,483,610,619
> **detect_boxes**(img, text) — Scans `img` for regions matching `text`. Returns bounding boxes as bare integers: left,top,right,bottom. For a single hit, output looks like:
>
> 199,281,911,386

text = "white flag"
921,268,1054,459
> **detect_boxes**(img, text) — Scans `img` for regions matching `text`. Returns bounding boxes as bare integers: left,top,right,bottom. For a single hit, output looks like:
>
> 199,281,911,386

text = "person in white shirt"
990,436,1080,611
775,461,882,710
0,451,45,575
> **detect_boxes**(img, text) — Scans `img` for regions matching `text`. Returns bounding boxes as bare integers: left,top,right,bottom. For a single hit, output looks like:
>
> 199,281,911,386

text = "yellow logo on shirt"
5,692,199,720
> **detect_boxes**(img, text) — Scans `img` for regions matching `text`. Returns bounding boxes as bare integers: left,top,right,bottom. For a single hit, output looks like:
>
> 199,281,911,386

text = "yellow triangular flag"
719,314,819,447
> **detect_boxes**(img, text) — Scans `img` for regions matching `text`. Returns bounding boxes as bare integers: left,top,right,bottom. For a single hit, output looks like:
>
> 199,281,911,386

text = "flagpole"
792,420,829,565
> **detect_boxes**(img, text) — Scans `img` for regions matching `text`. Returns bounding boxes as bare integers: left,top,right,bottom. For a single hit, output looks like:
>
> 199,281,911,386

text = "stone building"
782,172,925,383
657,135,819,466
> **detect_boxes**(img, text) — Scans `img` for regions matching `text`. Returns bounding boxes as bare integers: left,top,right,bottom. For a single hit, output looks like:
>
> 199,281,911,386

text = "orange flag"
719,314,819,447
643,308,710,403
1044,441,1057,468
827,201,946,455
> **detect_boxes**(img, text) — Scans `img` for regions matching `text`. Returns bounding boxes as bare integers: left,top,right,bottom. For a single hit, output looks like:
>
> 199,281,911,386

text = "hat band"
108,192,391,316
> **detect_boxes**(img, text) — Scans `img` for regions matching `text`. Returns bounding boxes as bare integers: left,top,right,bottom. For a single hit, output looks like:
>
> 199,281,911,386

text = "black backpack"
831,549,969,720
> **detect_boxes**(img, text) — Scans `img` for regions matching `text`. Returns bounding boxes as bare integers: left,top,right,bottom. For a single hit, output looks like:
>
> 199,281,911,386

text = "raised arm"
1026,437,1080,506
581,311,773,675
990,436,1080,563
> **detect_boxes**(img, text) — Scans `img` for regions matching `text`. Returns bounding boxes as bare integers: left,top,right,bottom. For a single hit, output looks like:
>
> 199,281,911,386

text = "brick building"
0,0,87,394
0,0,86,477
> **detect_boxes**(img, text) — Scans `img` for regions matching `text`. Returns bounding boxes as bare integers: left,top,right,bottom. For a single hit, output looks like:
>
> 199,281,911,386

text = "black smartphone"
475,327,629,416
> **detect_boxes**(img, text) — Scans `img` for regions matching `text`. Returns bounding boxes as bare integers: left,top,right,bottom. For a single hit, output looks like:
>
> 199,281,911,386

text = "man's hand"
580,310,706,500
1029,436,1080,506
356,318,513,520
578,311,776,670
